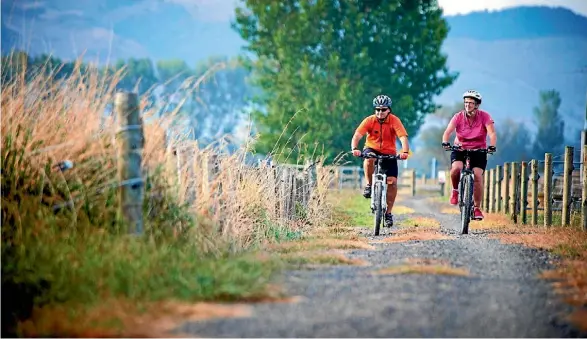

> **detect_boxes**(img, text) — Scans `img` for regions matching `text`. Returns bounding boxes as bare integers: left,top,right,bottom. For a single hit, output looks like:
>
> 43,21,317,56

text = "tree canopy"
232,0,457,163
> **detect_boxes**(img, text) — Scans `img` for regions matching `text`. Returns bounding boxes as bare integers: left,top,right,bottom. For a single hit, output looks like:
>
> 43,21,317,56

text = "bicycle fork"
370,172,388,214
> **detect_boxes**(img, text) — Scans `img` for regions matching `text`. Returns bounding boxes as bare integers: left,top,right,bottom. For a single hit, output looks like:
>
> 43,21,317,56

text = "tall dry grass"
1,54,332,337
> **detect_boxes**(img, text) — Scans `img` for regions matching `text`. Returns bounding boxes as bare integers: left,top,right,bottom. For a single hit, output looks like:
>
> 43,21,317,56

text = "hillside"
1,2,586,137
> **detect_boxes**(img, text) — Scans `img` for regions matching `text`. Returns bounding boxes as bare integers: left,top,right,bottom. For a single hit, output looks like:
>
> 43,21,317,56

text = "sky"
173,0,587,22
167,0,587,22
437,0,587,16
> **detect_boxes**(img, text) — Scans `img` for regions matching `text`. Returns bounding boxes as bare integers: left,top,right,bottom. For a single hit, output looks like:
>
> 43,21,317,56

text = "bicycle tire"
460,174,474,234
373,182,383,236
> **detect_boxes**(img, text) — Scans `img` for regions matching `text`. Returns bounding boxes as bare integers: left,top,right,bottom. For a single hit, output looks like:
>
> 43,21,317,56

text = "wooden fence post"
490,168,497,213
531,159,539,225
520,161,528,225
510,162,519,223
445,166,452,197
411,169,416,197
115,91,144,235
582,145,587,231
544,153,553,227
562,146,574,226
496,165,502,212
483,169,490,210
503,163,510,215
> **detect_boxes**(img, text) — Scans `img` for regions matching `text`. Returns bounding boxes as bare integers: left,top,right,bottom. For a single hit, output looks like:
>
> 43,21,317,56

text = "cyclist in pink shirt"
441,90,497,220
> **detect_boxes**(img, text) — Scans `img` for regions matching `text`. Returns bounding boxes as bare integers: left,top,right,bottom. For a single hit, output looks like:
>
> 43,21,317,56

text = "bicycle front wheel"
460,174,474,234
373,182,383,236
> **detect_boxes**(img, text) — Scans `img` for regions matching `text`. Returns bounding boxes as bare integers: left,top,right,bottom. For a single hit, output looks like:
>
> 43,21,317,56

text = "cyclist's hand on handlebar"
488,146,496,154
441,142,451,151
352,149,362,157
399,152,409,160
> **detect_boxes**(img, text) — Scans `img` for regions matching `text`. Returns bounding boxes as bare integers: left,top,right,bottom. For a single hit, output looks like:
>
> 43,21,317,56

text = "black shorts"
451,150,488,171
362,148,399,178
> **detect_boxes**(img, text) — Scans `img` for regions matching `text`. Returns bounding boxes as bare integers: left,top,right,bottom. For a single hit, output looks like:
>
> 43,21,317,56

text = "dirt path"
176,195,586,338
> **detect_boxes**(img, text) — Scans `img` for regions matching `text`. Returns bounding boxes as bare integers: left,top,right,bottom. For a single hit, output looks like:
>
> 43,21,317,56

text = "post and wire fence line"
100,91,335,234
479,145,587,231
98,91,587,233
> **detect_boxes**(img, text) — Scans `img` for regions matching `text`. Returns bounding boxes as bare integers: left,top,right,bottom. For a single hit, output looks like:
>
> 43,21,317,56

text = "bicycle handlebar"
444,145,489,153
359,152,403,160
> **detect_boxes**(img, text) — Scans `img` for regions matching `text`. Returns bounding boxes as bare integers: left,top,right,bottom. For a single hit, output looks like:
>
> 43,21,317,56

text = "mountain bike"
360,152,402,236
444,145,489,234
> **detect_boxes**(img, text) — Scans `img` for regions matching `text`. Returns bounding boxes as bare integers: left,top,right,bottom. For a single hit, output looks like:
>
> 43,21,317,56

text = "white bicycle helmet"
463,90,482,104
373,94,392,108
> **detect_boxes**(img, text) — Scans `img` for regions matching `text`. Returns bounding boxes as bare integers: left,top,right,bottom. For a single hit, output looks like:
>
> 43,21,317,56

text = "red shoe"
450,189,459,205
473,207,484,220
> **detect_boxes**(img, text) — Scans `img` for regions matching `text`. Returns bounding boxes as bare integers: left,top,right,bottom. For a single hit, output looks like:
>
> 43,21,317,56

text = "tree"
232,0,457,163
487,119,532,167
532,89,565,158
114,58,158,95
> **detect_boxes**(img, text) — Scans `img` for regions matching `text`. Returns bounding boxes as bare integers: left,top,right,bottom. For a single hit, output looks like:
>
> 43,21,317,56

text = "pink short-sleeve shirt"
450,110,494,149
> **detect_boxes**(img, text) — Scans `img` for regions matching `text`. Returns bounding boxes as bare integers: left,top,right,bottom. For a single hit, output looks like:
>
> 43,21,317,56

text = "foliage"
232,0,458,164
532,89,565,158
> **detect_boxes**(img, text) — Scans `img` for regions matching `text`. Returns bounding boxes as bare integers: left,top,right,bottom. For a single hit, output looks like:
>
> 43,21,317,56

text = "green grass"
533,211,582,229
0,127,284,337
328,189,415,227
328,189,373,226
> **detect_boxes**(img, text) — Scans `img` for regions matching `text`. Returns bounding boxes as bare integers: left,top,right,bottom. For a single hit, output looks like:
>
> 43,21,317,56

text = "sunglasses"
375,108,389,112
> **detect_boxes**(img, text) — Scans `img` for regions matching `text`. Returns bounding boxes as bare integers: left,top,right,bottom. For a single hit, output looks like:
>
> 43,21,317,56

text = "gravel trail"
177,195,586,338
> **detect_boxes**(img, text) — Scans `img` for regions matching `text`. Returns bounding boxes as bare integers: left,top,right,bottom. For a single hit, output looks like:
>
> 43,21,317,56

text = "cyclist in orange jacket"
350,94,410,228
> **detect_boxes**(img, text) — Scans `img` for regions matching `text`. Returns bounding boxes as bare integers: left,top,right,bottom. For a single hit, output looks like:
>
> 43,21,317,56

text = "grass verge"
399,216,441,228
374,258,469,277
327,189,414,227
0,53,331,337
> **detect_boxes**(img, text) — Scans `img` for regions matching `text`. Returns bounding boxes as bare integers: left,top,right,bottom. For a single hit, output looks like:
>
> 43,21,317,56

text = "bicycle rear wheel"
373,182,383,236
460,174,474,234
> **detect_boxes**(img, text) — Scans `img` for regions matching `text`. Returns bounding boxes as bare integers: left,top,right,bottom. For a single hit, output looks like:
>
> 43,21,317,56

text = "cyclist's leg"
362,148,378,198
382,158,398,226
450,151,464,205
471,152,488,219
450,151,464,189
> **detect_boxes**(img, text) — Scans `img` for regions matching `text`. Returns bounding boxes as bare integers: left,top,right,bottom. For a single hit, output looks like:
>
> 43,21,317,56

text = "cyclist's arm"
442,117,457,144
350,131,365,150
351,118,370,150
486,120,497,147
399,136,410,154
392,116,410,154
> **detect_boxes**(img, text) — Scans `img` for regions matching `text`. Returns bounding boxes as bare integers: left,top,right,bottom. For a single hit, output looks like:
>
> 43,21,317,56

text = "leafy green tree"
233,0,457,163
487,119,533,167
532,89,565,158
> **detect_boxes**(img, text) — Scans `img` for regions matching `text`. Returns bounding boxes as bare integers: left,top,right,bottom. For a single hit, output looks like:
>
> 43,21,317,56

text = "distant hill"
430,6,587,141
2,3,586,138
446,6,587,40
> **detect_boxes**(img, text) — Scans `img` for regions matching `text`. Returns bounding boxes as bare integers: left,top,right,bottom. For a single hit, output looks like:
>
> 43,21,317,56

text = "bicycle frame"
445,145,489,233
371,157,388,213
458,155,475,207
360,152,402,235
